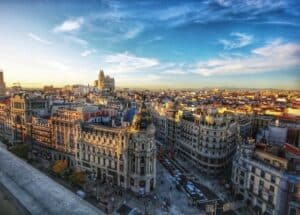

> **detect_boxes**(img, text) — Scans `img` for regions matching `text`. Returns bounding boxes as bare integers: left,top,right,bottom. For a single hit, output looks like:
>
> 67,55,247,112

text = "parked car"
76,190,86,199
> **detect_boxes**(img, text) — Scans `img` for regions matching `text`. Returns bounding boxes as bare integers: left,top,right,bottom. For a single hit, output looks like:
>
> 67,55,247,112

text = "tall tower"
128,103,157,194
99,70,105,89
0,70,6,97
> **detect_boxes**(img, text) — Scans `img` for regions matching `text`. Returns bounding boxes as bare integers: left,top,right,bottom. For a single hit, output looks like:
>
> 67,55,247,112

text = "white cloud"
124,25,143,39
81,49,96,57
28,33,52,45
162,69,187,75
219,32,253,50
54,17,84,33
196,40,300,76
103,52,159,73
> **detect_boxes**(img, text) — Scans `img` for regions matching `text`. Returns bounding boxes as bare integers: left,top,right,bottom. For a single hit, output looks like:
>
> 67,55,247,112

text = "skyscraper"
0,70,6,97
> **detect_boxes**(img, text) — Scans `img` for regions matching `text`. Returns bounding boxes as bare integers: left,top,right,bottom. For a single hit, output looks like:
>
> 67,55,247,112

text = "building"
176,108,238,175
51,107,88,166
76,103,156,194
94,70,115,92
0,98,11,142
257,118,300,147
0,70,6,97
252,115,273,137
127,104,157,193
232,139,300,215
31,116,52,153
237,115,252,138
10,93,49,144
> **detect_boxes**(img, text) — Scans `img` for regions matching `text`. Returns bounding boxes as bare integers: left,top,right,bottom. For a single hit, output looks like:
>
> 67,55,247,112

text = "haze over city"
1,0,300,89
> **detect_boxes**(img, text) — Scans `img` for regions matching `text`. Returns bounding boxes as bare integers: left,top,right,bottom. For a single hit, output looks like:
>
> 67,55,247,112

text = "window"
141,167,145,176
269,185,274,192
130,178,134,186
271,175,276,183
289,208,297,215
268,195,274,204
259,180,264,186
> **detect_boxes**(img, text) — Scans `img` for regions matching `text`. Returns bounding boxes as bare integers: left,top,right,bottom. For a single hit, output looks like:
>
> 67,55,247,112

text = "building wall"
177,111,238,175
232,142,299,215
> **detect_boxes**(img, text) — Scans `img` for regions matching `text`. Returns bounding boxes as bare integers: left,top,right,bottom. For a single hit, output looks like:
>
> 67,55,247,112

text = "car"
165,159,171,164
185,184,195,194
186,181,194,186
76,190,86,199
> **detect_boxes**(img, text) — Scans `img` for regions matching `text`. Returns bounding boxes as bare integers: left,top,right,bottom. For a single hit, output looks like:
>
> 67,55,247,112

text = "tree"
51,160,68,174
9,144,30,160
69,171,85,187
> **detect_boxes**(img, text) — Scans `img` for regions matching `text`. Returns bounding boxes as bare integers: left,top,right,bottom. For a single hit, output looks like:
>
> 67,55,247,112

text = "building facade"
94,70,115,92
232,140,300,215
0,99,11,142
10,94,49,144
0,70,6,97
75,105,156,194
177,108,238,175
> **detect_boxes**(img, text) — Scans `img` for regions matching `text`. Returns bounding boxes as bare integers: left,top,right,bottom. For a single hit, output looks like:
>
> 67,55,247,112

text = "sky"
0,0,300,89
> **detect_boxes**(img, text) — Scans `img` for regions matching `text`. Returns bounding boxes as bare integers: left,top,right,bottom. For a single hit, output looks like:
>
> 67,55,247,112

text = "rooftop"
0,143,103,215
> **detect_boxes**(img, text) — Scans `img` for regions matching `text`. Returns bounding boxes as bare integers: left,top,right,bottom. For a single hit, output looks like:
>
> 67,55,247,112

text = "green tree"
69,171,85,187
9,144,30,160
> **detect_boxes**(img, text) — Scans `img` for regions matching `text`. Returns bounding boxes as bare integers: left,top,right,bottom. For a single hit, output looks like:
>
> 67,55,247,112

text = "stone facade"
232,140,300,215
176,108,238,175
75,106,156,194
94,70,115,92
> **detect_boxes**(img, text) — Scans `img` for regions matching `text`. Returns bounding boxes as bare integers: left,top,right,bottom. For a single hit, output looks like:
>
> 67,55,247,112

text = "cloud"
103,52,159,73
150,0,293,27
162,69,187,75
54,17,84,33
80,49,96,57
257,21,300,27
28,33,52,45
124,25,143,39
86,12,143,40
219,32,253,50
195,39,300,76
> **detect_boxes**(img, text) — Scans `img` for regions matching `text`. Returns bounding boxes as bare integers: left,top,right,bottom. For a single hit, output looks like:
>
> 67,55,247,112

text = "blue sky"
0,0,300,89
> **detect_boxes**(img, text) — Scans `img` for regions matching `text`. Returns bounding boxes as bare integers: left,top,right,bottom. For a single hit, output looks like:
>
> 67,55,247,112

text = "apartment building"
177,108,238,175
0,99,11,142
10,93,49,144
76,105,156,194
232,140,300,215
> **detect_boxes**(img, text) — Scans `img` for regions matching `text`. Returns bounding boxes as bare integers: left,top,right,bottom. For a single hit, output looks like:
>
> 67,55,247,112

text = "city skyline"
1,0,300,89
